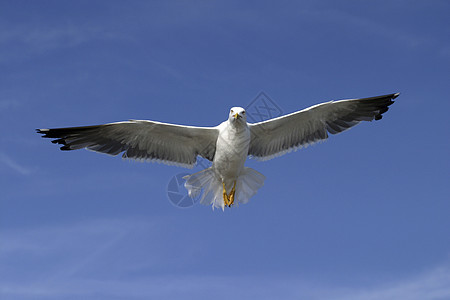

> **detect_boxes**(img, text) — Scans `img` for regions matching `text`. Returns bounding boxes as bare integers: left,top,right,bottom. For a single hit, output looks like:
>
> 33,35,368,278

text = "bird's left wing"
37,120,219,168
248,93,399,160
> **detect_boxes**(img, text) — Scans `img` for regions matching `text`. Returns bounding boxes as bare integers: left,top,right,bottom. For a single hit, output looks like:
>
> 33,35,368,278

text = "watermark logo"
246,91,283,123
167,172,200,208
166,156,212,208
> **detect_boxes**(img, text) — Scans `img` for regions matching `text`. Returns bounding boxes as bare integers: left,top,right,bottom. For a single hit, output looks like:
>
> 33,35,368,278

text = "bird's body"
37,93,399,210
214,112,251,188
183,107,264,209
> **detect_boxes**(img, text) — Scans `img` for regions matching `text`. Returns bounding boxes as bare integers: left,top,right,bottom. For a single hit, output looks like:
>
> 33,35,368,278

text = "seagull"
37,93,399,210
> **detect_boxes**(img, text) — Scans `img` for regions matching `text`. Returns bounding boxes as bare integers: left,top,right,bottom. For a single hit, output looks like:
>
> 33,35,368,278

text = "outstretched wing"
248,93,399,160
37,120,219,168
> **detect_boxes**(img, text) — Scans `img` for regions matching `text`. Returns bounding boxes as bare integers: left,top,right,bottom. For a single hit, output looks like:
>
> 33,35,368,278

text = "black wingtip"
392,92,400,99
36,129,53,138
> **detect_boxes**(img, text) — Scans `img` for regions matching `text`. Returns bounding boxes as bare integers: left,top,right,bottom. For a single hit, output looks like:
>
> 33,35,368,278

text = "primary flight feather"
37,93,399,210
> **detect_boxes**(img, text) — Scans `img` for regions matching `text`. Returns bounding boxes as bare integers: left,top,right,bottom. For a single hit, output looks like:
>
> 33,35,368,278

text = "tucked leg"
222,181,229,206
228,181,237,207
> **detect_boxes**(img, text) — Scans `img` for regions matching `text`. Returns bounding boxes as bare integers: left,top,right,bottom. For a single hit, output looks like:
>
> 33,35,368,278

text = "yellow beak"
234,113,240,119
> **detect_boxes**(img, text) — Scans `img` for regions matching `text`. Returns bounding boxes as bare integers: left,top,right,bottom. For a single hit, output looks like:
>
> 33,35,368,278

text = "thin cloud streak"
335,263,450,300
0,22,127,63
1,263,449,300
0,152,33,175
1,218,449,300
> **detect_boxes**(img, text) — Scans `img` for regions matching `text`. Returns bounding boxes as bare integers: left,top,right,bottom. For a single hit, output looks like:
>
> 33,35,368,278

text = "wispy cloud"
334,263,450,300
0,21,126,63
1,262,449,300
1,217,449,300
0,217,202,298
0,152,33,175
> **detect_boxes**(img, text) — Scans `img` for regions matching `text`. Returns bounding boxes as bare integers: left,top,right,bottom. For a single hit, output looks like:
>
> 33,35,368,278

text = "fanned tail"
183,167,265,211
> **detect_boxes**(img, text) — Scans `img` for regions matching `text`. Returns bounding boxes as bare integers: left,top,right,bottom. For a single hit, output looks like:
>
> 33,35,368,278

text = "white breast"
213,121,250,184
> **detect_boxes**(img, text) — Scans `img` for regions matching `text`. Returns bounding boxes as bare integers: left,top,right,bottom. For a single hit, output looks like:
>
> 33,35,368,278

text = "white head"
228,107,247,124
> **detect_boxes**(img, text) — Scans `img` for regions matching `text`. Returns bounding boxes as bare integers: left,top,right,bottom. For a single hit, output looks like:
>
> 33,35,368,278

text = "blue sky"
1,1,449,299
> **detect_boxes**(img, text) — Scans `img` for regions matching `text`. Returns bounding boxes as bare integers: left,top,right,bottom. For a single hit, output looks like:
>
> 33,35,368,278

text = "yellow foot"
227,181,237,207
222,182,229,207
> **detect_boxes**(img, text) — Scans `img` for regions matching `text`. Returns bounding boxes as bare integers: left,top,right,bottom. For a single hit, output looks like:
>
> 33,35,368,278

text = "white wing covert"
248,93,399,160
37,120,219,168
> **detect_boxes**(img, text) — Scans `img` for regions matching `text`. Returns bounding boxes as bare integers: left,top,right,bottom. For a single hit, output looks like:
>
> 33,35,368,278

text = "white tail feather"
183,167,265,210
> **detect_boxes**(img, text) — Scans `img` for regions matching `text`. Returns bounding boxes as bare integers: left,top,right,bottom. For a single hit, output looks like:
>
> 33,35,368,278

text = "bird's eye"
231,110,234,113
242,111,245,114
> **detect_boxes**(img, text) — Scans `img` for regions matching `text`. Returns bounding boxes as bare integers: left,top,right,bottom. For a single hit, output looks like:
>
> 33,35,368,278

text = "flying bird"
37,93,399,210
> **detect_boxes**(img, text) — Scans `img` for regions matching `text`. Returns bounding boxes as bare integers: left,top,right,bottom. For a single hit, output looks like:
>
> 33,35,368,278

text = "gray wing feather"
37,120,219,168
248,93,399,160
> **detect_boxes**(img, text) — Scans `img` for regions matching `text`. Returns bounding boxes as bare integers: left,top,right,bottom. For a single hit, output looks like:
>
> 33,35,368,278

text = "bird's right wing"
37,120,219,168
248,93,398,160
